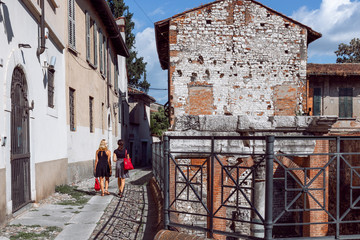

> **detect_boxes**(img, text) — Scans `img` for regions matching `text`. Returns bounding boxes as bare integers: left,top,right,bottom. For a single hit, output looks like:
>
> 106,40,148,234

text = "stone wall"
168,0,309,126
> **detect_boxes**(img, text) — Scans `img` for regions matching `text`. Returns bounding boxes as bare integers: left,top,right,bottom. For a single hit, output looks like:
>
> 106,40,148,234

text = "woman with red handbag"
94,139,112,196
113,139,130,197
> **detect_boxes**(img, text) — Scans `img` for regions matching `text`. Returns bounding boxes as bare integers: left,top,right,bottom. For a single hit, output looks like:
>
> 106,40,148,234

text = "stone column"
251,155,266,238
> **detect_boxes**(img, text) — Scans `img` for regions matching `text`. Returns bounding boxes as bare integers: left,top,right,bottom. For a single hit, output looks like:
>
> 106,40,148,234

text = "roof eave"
92,0,129,58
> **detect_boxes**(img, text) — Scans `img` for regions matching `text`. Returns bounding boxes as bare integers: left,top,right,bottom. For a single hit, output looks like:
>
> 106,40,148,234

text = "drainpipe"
37,0,45,56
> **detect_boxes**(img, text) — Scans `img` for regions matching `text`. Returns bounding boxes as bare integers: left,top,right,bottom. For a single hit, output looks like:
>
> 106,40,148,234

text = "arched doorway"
11,67,31,212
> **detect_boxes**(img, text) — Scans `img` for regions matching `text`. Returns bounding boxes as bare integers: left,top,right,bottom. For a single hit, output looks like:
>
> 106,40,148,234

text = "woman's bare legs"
99,176,104,196
120,178,125,193
118,178,121,194
104,177,110,194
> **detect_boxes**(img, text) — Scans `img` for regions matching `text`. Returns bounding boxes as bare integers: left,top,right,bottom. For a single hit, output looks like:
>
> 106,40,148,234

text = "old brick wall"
169,0,308,125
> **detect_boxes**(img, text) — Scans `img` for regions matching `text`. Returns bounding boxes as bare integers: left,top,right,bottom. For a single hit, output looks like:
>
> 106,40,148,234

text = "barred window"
89,96,94,132
48,69,55,108
68,0,76,49
69,88,75,131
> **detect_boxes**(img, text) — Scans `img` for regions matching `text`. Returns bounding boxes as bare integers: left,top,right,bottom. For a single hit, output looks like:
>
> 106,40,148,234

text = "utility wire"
132,0,156,25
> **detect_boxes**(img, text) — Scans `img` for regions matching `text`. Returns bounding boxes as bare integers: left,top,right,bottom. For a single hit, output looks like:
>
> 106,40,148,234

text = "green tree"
150,107,169,137
107,0,150,92
335,38,360,63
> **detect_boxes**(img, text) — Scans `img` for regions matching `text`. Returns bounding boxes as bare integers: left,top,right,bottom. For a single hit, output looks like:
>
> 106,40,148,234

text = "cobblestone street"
0,168,157,240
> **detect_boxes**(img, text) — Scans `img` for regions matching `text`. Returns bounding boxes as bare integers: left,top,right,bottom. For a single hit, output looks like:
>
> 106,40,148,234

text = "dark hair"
117,139,124,146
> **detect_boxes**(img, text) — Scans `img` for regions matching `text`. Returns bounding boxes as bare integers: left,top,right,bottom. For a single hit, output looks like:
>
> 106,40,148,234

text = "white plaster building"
0,0,129,226
0,0,67,224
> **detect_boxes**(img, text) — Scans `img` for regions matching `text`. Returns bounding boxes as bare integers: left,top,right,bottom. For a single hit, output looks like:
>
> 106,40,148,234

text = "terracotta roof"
155,0,322,70
91,0,129,57
307,63,360,76
128,87,156,103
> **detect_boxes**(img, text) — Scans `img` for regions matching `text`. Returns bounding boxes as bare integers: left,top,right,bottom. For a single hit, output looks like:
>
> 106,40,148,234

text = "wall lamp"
18,43,32,49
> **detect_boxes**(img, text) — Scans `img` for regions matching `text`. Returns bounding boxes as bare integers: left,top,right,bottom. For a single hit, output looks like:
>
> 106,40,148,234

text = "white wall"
0,0,66,213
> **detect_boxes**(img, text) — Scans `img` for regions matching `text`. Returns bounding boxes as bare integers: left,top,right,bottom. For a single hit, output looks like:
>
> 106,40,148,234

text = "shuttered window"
339,88,353,118
85,11,90,61
68,0,76,49
93,22,97,67
99,30,103,73
103,36,107,77
114,58,118,91
313,88,321,116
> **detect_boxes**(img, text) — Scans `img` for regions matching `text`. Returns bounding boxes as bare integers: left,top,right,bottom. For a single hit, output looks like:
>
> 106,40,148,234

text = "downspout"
37,0,45,56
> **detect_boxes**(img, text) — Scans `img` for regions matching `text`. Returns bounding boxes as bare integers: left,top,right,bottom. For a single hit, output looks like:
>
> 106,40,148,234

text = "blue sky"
125,0,360,104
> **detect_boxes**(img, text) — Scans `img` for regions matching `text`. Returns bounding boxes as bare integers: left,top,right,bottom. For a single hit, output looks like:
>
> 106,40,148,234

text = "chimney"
116,17,126,41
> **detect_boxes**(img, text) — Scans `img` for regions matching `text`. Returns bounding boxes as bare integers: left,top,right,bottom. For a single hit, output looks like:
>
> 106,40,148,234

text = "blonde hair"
98,139,108,151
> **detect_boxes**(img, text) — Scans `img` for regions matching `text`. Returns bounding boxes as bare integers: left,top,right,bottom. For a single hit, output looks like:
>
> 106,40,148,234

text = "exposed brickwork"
167,0,309,120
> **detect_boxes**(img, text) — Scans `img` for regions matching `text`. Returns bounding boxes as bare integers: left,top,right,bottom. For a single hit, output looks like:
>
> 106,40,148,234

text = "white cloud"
135,27,168,104
291,0,360,62
149,7,165,17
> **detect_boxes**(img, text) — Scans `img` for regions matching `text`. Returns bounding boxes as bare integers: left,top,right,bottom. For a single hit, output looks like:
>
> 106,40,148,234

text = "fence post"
265,135,274,240
209,136,215,238
164,136,170,230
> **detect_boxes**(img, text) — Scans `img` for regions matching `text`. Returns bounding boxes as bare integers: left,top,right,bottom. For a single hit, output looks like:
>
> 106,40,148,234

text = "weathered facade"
128,87,155,167
155,0,321,126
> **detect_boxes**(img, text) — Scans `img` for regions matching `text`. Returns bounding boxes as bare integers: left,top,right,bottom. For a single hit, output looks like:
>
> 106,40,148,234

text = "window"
86,12,97,67
48,69,55,108
69,88,75,131
89,96,94,132
144,104,147,120
339,88,353,118
114,58,118,92
68,0,76,49
108,52,112,87
99,30,103,73
313,88,321,116
101,102,104,134
103,36,107,77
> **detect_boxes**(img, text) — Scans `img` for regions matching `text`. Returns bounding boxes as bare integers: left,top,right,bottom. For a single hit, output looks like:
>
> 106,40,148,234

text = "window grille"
68,0,76,49
48,69,55,108
69,88,75,131
89,96,93,132
86,11,90,61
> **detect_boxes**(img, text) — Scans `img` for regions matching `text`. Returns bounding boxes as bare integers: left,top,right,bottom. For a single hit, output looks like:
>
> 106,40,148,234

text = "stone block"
200,115,238,132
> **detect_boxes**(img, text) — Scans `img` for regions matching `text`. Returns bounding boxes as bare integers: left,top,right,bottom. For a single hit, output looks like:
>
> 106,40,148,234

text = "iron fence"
152,135,360,239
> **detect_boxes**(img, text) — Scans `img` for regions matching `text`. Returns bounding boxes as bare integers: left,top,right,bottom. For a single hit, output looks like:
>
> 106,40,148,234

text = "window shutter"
313,88,321,116
99,30,103,73
86,12,90,61
339,88,353,118
114,58,118,91
68,0,75,49
109,53,112,85
94,22,97,67
103,37,107,77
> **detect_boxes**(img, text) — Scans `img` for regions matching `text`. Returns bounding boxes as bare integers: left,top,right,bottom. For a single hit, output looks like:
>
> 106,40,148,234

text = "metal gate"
11,67,31,212
155,135,360,239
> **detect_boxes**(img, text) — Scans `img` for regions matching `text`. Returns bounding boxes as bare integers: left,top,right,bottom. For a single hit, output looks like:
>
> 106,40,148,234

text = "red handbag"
94,178,100,191
124,150,134,170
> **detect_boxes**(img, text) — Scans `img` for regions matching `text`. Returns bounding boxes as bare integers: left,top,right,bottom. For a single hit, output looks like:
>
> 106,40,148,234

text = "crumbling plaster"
169,0,308,121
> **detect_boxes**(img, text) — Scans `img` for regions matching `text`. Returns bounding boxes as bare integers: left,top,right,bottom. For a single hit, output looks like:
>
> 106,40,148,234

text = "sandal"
104,191,110,195
118,191,123,197
101,192,104,196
